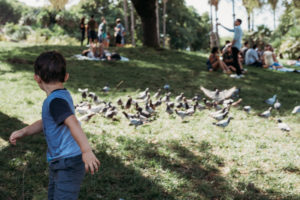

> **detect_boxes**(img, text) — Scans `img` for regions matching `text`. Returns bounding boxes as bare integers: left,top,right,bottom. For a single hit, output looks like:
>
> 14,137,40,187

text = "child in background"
9,51,100,199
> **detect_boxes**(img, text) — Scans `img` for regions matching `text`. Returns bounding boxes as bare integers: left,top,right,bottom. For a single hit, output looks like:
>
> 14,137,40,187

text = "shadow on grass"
1,44,300,115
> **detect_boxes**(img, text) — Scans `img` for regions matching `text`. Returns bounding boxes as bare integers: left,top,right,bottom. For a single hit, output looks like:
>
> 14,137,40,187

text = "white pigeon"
243,106,251,113
274,100,281,110
153,89,161,99
213,117,233,127
76,106,90,115
90,104,106,113
259,107,272,118
137,88,149,99
223,99,234,107
277,119,291,132
175,93,184,102
78,112,95,122
200,86,237,103
174,109,189,120
211,111,229,121
291,106,300,114
265,95,277,105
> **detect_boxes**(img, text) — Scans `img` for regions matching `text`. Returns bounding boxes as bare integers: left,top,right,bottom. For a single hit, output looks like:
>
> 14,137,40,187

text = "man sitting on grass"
207,47,231,74
245,44,262,67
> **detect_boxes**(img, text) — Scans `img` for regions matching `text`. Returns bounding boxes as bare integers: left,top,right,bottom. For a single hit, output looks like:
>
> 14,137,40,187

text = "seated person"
222,45,237,72
207,47,231,73
245,44,262,67
263,45,283,69
81,42,121,61
240,41,249,63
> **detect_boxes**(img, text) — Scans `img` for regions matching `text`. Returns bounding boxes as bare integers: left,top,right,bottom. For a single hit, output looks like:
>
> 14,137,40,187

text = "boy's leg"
48,166,55,200
51,155,85,200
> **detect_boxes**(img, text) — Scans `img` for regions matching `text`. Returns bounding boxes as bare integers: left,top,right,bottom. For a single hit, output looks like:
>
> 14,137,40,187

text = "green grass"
0,41,299,200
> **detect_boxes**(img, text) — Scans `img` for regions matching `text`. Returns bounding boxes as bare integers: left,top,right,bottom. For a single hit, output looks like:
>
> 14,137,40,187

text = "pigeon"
104,107,118,118
145,104,154,114
78,112,96,122
78,88,88,99
223,99,234,107
213,117,233,127
185,103,197,116
88,92,96,99
163,84,170,90
153,89,162,99
162,92,171,102
175,109,189,120
292,106,300,114
154,97,162,107
175,102,183,109
274,100,281,110
137,107,151,118
232,98,243,107
175,93,184,102
166,104,174,115
243,106,251,113
76,105,90,115
259,107,272,118
211,111,229,121
265,95,277,105
137,88,149,99
125,97,132,109
122,111,144,127
90,104,106,113
167,101,175,108
192,94,201,102
75,101,89,109
200,86,237,102
277,119,291,132
102,86,110,93
93,95,103,105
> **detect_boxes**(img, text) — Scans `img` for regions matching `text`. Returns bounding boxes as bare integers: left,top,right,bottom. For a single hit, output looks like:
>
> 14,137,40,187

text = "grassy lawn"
0,41,299,200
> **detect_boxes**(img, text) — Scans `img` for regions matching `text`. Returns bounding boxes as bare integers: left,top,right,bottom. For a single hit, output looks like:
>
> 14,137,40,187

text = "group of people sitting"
81,41,121,61
208,41,300,74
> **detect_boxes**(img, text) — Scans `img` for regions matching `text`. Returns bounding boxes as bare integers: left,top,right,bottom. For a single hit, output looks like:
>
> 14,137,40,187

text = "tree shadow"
0,112,175,200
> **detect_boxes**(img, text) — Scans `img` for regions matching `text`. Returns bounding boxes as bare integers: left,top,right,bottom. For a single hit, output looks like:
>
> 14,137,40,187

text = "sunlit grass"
0,42,299,200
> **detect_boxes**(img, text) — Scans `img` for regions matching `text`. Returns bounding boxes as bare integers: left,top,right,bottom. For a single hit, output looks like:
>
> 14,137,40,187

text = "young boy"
9,51,100,200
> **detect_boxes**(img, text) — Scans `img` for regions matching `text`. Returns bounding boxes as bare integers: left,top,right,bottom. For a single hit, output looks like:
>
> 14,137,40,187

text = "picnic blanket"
73,54,129,62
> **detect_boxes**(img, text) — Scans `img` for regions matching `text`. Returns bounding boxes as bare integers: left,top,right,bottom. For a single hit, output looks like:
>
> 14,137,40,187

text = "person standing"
87,15,97,45
218,19,244,78
80,17,86,46
98,17,107,46
114,18,125,47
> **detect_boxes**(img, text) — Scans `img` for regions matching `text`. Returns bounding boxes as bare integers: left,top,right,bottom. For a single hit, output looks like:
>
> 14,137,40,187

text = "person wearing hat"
114,18,125,47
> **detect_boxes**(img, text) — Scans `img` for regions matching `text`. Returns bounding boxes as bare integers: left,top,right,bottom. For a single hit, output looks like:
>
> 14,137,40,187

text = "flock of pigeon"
75,86,300,132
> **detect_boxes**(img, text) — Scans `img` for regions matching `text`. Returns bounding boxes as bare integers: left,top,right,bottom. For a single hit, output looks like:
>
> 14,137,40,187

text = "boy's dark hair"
244,41,248,45
211,47,219,54
237,19,242,24
91,15,94,18
34,51,66,83
225,40,230,44
252,44,257,49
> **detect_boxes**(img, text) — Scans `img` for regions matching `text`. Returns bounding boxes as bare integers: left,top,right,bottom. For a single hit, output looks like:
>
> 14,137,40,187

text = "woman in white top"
263,45,283,69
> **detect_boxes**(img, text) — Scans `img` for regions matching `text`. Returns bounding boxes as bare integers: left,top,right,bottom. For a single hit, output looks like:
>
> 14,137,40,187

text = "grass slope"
0,42,299,200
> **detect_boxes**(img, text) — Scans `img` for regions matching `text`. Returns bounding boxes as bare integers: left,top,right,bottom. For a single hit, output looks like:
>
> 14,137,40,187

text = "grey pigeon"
265,95,277,105
78,112,96,122
200,86,237,102
292,106,300,114
102,86,110,93
211,111,229,121
259,107,272,118
213,117,233,127
137,88,149,99
166,104,173,115
153,89,161,99
175,93,184,102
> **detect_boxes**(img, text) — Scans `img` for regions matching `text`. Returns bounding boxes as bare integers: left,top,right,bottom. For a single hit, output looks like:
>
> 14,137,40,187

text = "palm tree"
49,0,68,10
208,0,220,47
156,0,160,45
242,0,262,31
268,0,279,30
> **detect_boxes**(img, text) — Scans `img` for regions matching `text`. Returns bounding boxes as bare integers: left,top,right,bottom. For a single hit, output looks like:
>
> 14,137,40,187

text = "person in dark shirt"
80,17,86,46
87,15,97,45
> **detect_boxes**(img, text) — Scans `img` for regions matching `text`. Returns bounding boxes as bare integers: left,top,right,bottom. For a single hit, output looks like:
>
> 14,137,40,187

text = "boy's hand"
82,150,100,175
9,130,25,145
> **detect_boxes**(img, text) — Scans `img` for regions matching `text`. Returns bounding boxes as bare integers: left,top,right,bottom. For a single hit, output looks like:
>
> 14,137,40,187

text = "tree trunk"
210,3,213,48
273,9,276,30
247,14,250,31
163,0,167,48
215,6,219,47
131,0,159,48
251,11,254,31
130,1,136,46
123,0,129,33
156,0,160,44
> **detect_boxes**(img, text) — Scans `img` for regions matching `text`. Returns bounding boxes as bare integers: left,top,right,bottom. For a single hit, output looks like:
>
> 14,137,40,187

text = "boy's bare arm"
9,119,43,145
64,115,100,175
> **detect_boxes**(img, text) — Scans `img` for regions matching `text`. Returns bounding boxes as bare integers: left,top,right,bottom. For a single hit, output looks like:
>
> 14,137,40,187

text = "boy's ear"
64,73,69,82
34,74,42,83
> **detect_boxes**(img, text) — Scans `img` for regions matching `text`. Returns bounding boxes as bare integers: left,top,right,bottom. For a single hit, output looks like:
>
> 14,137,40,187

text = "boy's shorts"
48,154,85,200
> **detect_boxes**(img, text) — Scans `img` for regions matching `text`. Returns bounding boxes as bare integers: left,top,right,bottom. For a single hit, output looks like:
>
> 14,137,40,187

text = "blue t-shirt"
42,89,81,162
